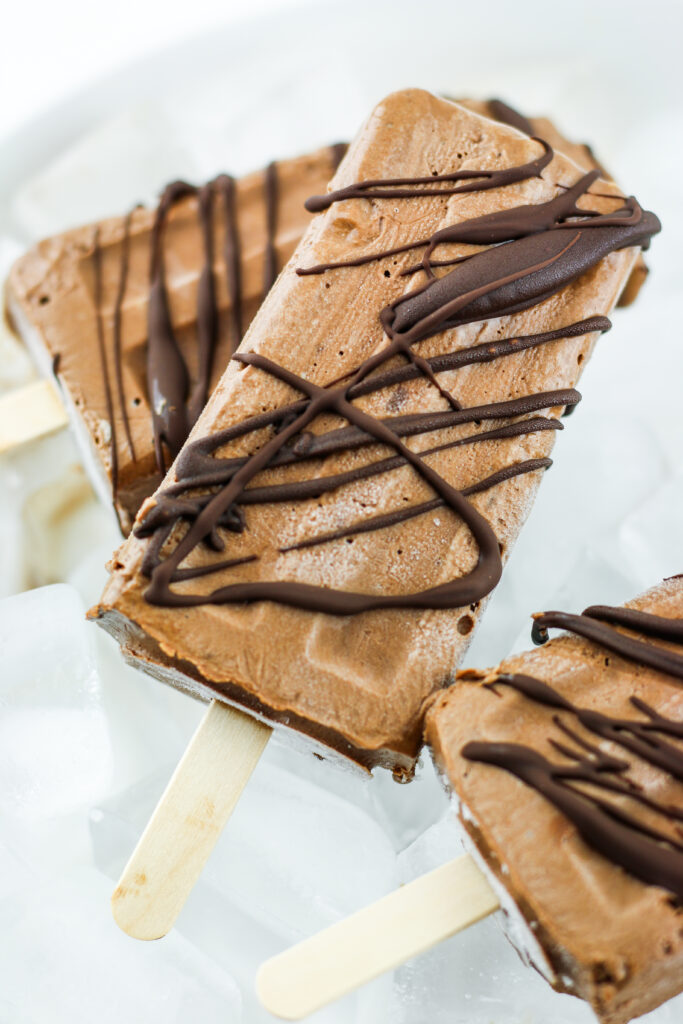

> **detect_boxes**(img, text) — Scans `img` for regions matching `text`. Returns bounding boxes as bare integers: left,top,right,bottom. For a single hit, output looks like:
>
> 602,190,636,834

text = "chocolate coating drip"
136,139,658,614
464,605,683,899
263,162,279,297
532,608,683,680
487,99,534,136
304,138,553,212
96,147,345,490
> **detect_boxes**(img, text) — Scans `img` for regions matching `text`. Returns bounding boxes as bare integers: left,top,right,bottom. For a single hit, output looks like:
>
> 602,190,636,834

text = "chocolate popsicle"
426,575,683,1024
257,578,682,1023
92,90,659,776
5,145,346,531
5,100,644,534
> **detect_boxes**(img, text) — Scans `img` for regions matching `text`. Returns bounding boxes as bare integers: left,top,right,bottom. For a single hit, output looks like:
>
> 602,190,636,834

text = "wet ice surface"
1,12,683,1022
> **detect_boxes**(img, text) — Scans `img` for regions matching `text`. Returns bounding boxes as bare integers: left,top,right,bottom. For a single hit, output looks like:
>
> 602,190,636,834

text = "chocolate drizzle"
263,162,279,297
486,99,534,137
304,138,553,213
463,604,683,900
131,131,658,614
95,146,345,493
531,607,683,680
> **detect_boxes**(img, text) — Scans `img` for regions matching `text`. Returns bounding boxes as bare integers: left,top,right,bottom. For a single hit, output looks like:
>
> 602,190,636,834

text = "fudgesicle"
6,145,346,531
5,101,643,533
92,91,660,775
426,576,683,1024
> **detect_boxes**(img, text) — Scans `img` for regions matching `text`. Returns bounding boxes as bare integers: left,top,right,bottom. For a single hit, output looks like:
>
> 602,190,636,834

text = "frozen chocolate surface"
92,91,657,772
6,146,345,531
426,576,683,1024
5,98,643,535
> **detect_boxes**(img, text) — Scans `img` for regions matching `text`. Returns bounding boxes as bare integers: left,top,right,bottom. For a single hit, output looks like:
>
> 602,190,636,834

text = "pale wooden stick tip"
0,379,68,454
112,701,271,940
256,853,499,1019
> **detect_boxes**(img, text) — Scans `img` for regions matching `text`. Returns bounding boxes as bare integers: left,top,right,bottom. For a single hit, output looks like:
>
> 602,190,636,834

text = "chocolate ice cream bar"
5,145,346,531
93,90,659,775
427,575,683,1024
258,577,682,1023
4,99,646,535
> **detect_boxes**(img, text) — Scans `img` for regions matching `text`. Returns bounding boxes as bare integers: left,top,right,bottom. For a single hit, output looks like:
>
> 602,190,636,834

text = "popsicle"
90,89,659,938
2,98,645,532
4,144,346,531
258,575,683,1024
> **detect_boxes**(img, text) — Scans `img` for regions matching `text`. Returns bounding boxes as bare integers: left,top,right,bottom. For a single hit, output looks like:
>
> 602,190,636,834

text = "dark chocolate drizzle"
96,146,344,492
263,162,279,298
304,138,553,213
487,99,534,137
132,133,658,614
531,607,683,680
463,604,683,899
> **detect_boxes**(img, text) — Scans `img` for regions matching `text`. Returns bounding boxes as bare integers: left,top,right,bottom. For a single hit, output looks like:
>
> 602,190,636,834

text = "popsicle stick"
112,700,271,940
257,853,499,1020
0,379,68,453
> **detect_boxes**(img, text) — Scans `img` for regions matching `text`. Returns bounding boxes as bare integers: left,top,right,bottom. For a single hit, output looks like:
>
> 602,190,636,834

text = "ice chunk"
467,411,667,669
366,752,450,851
261,734,448,853
0,866,242,1024
204,755,397,939
397,812,467,884
611,470,683,585
90,776,392,1024
22,464,119,589
0,584,112,822
0,432,86,598
91,751,397,945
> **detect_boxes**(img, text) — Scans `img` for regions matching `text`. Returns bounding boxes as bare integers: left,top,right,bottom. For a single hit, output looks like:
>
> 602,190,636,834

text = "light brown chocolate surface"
91,91,644,773
426,576,683,1024
6,146,342,531
5,98,644,536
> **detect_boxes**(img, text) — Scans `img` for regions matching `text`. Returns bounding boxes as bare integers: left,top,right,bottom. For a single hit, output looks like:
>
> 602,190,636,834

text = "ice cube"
0,584,113,824
91,749,398,945
366,752,450,851
397,812,467,884
611,470,683,586
0,866,242,1024
22,463,119,589
467,411,667,669
0,432,81,598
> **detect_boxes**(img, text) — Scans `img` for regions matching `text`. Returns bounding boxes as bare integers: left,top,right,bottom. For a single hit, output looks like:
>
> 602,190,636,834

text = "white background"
0,0,321,142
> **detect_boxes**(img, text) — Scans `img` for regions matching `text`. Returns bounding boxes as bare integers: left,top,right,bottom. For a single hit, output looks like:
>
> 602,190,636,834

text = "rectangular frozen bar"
6,145,345,531
426,575,683,1024
92,91,658,775
4,100,644,534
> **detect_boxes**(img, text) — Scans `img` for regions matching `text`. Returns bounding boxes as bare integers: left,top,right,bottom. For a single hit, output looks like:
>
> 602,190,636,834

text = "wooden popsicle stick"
112,700,271,940
257,853,499,1020
0,379,68,454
